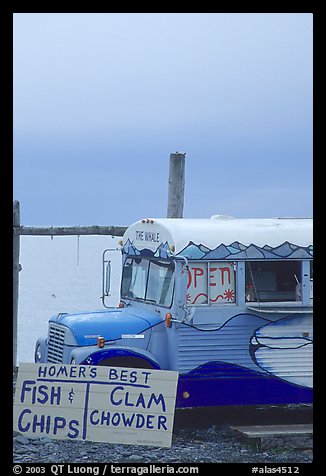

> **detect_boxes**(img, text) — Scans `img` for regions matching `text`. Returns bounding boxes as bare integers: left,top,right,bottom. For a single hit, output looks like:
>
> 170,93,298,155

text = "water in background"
17,235,122,364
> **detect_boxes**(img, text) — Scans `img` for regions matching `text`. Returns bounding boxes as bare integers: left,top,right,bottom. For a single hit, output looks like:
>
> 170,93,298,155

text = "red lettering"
220,267,231,286
187,269,192,289
193,267,204,288
209,267,217,286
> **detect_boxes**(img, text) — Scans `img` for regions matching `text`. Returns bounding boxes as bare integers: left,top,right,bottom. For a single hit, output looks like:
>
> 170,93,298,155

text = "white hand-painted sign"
13,364,179,447
186,261,235,305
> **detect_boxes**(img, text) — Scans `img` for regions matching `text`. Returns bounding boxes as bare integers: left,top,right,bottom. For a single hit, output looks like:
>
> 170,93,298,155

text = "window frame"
244,259,310,304
120,256,175,309
186,260,237,306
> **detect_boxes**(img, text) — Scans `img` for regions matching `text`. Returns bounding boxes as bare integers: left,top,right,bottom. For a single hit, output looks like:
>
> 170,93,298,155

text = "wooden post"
13,200,21,372
167,152,186,218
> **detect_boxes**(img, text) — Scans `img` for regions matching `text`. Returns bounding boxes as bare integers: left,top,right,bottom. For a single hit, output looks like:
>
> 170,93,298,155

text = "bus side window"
245,261,302,302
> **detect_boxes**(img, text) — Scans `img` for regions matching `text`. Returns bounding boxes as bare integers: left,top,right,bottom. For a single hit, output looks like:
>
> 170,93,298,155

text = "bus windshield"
121,257,175,307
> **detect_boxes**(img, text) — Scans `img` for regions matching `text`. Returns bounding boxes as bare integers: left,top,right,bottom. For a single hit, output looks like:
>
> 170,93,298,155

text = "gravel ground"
13,382,313,465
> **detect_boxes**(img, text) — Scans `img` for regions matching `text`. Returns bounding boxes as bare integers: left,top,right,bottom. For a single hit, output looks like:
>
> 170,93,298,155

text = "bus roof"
122,217,313,261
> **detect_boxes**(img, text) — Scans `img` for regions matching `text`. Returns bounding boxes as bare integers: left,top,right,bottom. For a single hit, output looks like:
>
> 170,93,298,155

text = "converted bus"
35,216,313,408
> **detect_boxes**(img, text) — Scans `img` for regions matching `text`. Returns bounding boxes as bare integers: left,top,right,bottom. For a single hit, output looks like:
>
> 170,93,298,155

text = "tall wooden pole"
13,200,20,371
167,152,186,218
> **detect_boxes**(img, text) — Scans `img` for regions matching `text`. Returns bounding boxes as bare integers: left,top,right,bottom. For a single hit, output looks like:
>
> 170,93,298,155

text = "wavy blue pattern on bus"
176,361,313,408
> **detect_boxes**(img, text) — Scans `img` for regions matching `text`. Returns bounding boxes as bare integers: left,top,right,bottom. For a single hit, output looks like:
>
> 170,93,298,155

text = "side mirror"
101,246,121,308
103,259,112,297
101,248,116,307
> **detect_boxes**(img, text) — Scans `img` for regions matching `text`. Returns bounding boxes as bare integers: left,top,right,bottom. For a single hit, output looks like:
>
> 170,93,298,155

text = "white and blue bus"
35,216,313,408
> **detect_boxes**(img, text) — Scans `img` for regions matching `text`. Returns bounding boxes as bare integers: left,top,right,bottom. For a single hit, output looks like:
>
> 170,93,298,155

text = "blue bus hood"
49,308,163,346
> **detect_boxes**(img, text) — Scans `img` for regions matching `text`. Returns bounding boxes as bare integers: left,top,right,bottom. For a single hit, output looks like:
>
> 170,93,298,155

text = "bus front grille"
48,323,66,363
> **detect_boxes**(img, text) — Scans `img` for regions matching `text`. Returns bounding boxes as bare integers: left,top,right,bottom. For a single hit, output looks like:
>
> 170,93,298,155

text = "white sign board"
13,364,179,447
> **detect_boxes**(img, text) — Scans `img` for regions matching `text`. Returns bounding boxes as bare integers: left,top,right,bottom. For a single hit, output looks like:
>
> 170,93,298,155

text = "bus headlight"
35,344,42,363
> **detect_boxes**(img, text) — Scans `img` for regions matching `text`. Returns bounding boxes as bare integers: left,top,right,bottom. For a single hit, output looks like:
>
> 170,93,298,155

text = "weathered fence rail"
13,152,186,370
14,225,128,236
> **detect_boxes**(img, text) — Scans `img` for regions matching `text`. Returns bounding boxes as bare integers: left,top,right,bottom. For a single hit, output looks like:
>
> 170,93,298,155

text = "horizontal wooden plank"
13,225,128,236
230,424,313,438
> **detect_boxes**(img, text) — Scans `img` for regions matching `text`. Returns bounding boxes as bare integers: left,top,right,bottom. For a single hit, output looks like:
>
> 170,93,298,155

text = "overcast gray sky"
13,13,313,226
